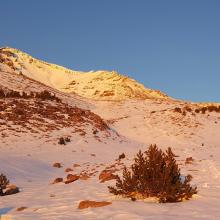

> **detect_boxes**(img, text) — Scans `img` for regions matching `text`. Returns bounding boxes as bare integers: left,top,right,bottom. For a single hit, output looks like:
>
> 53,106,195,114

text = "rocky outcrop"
78,200,112,209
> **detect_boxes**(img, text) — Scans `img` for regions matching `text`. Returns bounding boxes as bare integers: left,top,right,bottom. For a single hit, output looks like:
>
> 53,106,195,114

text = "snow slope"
0,47,220,220
1,98,220,220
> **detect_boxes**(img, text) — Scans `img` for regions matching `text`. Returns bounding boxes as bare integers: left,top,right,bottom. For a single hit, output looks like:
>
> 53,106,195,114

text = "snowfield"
0,47,220,220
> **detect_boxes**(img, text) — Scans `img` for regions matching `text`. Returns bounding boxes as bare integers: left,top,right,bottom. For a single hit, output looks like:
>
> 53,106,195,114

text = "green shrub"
108,144,197,203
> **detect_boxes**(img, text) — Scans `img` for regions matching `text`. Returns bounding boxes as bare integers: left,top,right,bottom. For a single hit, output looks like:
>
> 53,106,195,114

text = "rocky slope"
0,53,117,142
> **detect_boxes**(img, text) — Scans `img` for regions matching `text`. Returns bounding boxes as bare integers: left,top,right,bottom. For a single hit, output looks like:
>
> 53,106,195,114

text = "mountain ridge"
0,47,169,101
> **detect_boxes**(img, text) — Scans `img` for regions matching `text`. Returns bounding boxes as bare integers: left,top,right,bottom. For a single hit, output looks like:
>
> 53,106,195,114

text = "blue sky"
1,0,220,102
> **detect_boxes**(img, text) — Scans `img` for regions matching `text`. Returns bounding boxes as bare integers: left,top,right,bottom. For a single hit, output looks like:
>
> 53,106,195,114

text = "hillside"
0,48,220,220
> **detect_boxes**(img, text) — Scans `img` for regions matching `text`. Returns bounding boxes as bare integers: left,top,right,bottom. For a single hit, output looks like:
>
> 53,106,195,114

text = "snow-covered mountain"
0,47,220,220
0,47,169,101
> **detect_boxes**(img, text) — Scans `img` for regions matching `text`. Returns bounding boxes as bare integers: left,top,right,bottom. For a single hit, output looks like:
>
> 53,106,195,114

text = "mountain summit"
0,47,169,101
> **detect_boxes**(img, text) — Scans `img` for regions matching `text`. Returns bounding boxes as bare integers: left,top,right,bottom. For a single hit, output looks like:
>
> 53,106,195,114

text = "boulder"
4,184,19,196
53,162,62,168
80,174,90,180
99,170,117,183
185,157,194,164
16,207,27,211
65,168,73,172
64,174,79,184
78,200,112,209
52,177,63,184
73,163,80,168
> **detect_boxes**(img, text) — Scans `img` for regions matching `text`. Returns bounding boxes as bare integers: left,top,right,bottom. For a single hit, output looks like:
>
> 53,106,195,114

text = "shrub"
58,137,71,145
207,105,215,112
195,105,220,114
0,174,9,196
195,109,200,113
93,129,98,135
185,107,192,112
173,107,182,113
201,107,207,114
118,153,126,160
58,137,66,145
0,88,61,102
36,90,61,102
0,89,5,98
108,144,197,203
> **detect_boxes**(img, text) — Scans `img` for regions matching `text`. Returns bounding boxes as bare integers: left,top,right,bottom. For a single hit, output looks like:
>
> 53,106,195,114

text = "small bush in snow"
173,107,182,113
118,153,126,160
0,88,61,102
0,173,9,196
35,90,61,102
194,105,220,114
58,137,71,145
58,137,66,145
108,144,197,203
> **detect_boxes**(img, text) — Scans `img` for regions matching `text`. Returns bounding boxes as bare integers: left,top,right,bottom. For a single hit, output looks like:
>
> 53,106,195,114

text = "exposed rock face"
78,200,112,209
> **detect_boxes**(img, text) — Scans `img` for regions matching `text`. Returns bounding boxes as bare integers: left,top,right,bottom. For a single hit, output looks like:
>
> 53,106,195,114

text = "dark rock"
4,184,19,196
78,200,111,209
64,174,79,184
52,178,63,184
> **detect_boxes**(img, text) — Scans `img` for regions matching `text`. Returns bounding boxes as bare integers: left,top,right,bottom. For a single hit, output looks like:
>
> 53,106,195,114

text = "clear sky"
1,0,220,102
